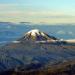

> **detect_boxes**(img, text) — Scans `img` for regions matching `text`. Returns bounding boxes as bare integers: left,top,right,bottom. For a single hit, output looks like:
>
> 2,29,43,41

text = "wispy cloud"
57,30,66,34
0,4,75,24
57,30,74,35
68,31,74,35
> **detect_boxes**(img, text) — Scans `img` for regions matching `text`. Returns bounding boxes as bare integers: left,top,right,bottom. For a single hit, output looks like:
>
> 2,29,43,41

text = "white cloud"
6,26,12,29
57,30,74,36
57,30,66,34
68,31,74,35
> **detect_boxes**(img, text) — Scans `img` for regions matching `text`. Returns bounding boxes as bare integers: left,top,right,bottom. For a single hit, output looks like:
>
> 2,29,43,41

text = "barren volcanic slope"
0,29,75,75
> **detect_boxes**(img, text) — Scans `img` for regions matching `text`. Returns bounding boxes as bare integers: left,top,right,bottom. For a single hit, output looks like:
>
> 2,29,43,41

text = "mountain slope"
0,29,75,74
0,39,75,71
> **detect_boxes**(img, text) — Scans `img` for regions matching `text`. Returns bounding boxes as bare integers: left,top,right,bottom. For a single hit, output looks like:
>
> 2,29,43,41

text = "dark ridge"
43,32,58,40
1,62,75,75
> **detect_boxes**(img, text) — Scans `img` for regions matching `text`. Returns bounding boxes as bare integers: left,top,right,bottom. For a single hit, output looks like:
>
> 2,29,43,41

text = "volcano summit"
18,29,57,42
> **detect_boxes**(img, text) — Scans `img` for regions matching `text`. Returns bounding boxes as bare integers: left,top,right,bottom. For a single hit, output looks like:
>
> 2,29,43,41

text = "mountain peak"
26,29,46,37
19,29,57,42
26,29,41,36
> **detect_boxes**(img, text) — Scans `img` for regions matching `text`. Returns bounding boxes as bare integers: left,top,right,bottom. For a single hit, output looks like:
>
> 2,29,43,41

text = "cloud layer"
0,4,75,24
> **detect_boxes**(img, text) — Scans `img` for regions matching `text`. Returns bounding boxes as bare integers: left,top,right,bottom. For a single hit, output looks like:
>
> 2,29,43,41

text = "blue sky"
0,0,75,24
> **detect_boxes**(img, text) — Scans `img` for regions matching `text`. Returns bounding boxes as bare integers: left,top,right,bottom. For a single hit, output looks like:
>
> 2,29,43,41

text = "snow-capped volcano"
26,29,44,36
19,29,57,42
